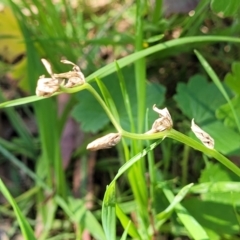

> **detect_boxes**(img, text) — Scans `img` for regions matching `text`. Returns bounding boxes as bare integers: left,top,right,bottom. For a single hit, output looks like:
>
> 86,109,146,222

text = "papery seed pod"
146,105,173,134
87,133,121,151
151,116,173,132
64,76,85,88
191,119,214,149
36,76,60,97
53,59,85,87
54,71,85,87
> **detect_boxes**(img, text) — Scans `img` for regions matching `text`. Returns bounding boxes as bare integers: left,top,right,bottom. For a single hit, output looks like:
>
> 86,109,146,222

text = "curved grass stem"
62,83,240,178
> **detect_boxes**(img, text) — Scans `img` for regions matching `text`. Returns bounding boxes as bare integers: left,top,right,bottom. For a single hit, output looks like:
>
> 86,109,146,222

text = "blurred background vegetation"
0,0,240,239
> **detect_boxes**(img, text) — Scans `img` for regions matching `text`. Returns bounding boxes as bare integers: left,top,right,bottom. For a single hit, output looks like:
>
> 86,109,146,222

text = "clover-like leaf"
224,62,240,95
174,74,227,122
216,96,240,130
174,74,239,155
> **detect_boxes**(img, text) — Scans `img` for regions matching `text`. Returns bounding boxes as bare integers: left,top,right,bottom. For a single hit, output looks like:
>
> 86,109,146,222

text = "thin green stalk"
181,145,190,186
115,61,136,134
2,37,240,110
135,0,146,133
152,0,162,24
85,84,122,133
121,129,240,177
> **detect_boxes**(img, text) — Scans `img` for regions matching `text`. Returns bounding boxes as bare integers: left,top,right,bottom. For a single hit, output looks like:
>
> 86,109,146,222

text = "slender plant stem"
135,0,146,133
62,83,240,178
181,145,190,186
85,84,122,133
152,0,162,24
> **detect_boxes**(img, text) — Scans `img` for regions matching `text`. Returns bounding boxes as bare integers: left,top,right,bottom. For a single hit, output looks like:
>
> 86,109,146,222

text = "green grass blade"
87,36,240,82
134,0,146,133
113,139,162,182
115,61,136,133
85,211,106,240
157,183,194,221
1,36,240,109
167,129,240,177
194,49,240,133
95,77,120,123
119,221,131,240
102,182,116,240
0,180,36,240
121,129,240,177
0,95,43,108
116,204,141,239
163,187,210,240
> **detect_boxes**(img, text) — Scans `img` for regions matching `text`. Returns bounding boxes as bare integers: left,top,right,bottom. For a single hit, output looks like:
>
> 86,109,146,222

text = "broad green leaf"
194,50,240,133
174,74,240,154
72,86,109,133
199,163,239,183
224,62,240,95
174,75,226,122
211,0,240,16
72,67,165,133
183,197,239,237
216,96,240,129
0,180,36,240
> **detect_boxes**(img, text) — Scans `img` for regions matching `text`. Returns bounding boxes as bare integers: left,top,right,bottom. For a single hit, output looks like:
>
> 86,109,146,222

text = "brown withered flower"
53,59,85,88
191,119,214,149
146,104,173,134
35,75,60,97
36,59,85,97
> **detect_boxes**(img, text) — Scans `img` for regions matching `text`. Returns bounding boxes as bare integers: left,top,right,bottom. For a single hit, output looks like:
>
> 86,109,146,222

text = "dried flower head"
36,75,60,97
53,59,85,87
146,105,173,134
191,119,214,149
36,59,86,97
87,133,121,151
36,59,62,97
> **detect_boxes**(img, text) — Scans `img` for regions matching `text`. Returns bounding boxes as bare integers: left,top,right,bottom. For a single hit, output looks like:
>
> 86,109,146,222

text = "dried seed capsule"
87,133,121,151
36,76,60,97
146,105,173,134
53,59,85,87
191,119,214,149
